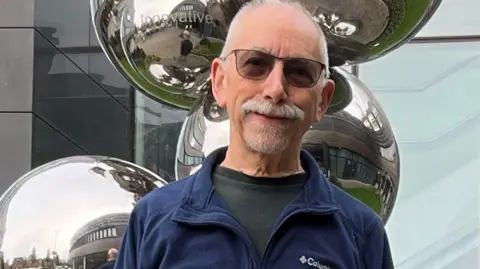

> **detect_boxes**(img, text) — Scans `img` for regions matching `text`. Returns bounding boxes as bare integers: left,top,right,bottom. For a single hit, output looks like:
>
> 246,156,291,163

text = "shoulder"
328,179,384,239
131,174,195,223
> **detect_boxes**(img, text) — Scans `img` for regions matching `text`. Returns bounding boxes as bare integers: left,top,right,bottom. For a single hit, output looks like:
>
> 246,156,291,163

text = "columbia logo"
299,255,331,269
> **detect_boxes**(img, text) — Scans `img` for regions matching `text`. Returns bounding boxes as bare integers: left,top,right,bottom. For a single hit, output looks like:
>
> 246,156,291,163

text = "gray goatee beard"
241,99,303,154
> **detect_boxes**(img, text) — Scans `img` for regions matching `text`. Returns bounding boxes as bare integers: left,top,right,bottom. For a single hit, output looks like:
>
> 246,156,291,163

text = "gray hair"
220,0,330,78
108,248,118,259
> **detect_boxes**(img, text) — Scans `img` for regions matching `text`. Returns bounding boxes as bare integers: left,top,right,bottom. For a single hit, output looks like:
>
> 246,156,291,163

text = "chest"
263,222,362,269
157,218,362,269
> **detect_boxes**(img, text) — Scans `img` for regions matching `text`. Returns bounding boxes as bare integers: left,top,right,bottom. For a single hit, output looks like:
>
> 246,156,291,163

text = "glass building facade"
0,0,479,267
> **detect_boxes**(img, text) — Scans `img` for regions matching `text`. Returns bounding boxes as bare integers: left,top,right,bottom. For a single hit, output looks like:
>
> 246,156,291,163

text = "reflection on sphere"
0,156,166,269
90,0,441,107
175,67,400,223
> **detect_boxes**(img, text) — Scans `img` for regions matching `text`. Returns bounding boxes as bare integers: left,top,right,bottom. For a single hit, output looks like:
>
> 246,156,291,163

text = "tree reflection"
4,246,67,269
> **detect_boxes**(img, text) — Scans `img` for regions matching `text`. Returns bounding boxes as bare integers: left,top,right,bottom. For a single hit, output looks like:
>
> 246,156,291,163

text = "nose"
261,62,288,103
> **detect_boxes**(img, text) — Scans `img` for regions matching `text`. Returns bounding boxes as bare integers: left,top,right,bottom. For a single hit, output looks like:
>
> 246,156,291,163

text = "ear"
211,58,227,108
315,79,335,121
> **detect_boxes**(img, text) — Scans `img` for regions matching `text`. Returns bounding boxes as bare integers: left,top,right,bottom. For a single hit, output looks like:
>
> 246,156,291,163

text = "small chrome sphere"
0,156,166,268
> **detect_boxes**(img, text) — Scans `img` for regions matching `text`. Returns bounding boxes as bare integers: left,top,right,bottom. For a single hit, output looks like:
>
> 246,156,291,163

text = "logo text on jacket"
299,255,331,269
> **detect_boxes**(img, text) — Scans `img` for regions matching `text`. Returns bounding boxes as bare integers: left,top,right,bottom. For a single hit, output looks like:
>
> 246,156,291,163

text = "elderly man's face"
211,3,335,154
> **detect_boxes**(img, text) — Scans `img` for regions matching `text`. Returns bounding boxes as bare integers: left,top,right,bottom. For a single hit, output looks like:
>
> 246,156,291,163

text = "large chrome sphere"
175,67,400,223
0,156,167,269
90,0,441,108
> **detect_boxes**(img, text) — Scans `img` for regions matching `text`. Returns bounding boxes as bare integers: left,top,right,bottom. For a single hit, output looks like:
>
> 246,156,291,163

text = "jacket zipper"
258,208,338,269
179,210,261,268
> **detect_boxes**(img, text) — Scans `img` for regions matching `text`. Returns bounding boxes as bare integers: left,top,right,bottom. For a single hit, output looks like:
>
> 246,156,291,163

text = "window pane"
417,0,480,36
358,42,480,268
135,91,188,182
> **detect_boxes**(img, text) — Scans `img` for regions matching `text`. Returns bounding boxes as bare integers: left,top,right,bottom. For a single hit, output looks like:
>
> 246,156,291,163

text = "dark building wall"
0,3,35,193
0,0,135,194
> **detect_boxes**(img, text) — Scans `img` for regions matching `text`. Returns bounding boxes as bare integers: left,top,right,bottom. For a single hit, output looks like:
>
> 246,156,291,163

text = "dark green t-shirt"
212,166,308,256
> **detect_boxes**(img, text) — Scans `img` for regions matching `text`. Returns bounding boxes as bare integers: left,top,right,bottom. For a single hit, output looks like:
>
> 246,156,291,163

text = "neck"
220,142,304,178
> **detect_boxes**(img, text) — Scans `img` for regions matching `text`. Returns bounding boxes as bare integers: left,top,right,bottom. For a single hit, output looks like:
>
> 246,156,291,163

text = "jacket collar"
173,147,338,223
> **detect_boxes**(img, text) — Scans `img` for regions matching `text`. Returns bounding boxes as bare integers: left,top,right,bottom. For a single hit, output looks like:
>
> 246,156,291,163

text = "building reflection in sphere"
0,156,167,269
90,0,441,106
68,213,128,268
175,67,400,223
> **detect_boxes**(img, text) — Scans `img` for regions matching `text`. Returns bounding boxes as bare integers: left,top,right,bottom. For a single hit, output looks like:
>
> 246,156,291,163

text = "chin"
244,135,289,155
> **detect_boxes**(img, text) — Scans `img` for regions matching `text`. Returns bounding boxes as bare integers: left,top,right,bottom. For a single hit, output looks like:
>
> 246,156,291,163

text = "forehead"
230,4,325,61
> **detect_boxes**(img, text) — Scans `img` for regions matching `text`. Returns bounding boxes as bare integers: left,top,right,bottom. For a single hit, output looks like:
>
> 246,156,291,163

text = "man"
115,0,394,268
99,248,118,269
179,30,193,61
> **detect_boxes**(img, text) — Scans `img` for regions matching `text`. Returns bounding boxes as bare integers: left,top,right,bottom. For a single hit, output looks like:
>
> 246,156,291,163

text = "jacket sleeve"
362,221,395,269
114,205,144,269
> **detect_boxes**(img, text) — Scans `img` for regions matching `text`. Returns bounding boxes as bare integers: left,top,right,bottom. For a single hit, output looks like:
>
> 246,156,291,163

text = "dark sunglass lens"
236,50,274,79
284,59,321,87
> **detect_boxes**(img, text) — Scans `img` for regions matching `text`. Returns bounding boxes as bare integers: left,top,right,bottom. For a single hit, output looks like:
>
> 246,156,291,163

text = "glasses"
222,49,326,88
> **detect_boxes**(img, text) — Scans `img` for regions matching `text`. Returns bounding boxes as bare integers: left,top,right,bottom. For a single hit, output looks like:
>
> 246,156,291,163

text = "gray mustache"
242,99,305,120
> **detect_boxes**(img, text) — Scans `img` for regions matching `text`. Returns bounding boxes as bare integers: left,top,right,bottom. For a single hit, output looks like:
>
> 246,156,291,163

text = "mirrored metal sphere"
0,156,167,269
175,67,400,223
90,0,441,107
